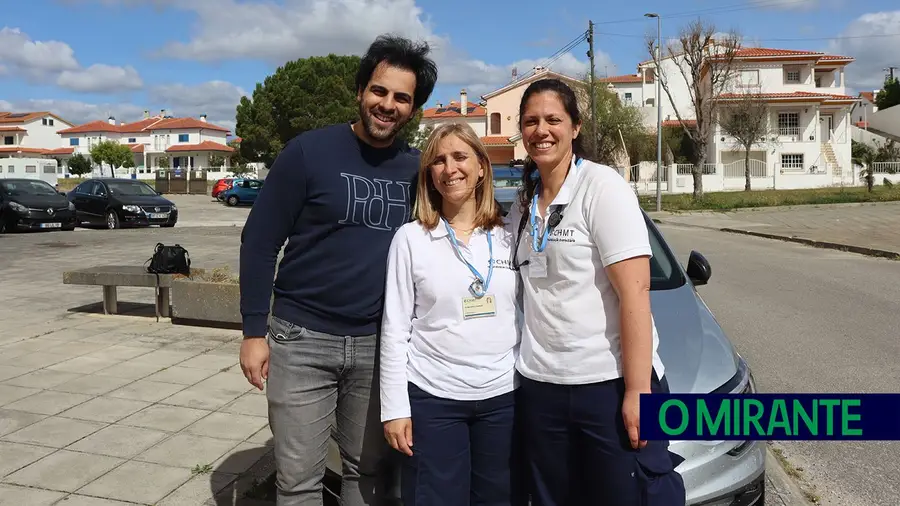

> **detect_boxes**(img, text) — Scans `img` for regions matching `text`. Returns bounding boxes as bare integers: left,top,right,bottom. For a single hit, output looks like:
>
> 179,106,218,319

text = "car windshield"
106,181,158,196
0,180,58,197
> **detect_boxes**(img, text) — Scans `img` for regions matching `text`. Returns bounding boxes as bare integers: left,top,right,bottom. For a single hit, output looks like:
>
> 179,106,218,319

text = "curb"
653,218,900,261
719,228,900,260
766,448,817,505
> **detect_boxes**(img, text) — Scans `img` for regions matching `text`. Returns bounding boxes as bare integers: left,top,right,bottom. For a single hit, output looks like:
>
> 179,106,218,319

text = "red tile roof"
58,115,230,134
662,119,696,127
46,147,75,155
127,143,145,153
480,136,515,146
0,126,27,132
0,146,48,154
859,91,875,103
718,91,858,103
599,74,643,84
423,101,486,119
166,140,234,153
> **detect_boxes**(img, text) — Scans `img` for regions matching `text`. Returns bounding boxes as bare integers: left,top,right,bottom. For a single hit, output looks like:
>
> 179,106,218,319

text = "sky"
1,0,898,135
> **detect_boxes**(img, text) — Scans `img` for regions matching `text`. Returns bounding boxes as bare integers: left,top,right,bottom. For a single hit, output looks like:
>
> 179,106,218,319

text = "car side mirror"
686,250,712,285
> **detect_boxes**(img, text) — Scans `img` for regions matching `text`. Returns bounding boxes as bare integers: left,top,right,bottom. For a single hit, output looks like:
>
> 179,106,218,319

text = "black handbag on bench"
144,243,191,321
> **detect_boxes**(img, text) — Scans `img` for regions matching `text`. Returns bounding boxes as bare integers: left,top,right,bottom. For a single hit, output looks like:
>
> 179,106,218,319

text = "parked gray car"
321,177,765,505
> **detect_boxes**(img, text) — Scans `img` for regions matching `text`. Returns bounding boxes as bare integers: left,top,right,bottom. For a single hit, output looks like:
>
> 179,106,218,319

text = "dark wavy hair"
515,78,587,212
356,34,439,111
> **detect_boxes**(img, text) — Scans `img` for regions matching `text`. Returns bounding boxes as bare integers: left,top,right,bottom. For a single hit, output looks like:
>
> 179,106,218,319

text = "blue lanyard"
530,157,582,253
444,219,493,298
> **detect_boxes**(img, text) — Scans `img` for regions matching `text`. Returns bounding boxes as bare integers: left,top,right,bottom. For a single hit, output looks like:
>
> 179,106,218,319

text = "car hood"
651,283,738,394
7,194,69,208
113,195,173,206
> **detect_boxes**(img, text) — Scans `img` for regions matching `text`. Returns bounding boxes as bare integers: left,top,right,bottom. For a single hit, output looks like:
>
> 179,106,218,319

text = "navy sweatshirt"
239,123,419,338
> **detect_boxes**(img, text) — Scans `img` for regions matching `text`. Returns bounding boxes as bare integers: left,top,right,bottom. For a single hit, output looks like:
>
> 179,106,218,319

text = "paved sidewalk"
0,314,275,505
649,201,900,258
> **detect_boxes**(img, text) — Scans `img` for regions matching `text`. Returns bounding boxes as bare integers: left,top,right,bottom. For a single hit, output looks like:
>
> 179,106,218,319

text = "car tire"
227,196,239,206
0,216,8,234
106,210,120,230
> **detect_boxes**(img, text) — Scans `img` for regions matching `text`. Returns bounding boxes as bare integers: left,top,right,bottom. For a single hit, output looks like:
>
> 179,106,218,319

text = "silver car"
321,190,765,505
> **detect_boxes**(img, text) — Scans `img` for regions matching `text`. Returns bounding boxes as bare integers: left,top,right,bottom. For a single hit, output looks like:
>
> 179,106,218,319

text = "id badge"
528,255,548,278
462,294,497,319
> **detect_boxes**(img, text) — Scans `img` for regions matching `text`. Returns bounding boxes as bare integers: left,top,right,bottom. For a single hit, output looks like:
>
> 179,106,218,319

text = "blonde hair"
413,122,504,231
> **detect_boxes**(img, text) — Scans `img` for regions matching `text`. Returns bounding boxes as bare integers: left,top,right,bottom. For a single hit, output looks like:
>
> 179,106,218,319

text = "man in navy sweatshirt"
238,34,437,506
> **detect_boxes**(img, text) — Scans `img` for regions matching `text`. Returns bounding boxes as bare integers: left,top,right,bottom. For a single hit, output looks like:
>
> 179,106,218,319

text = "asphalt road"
657,224,900,506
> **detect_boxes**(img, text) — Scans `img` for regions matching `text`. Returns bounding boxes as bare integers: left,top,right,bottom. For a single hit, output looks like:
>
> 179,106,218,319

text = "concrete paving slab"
66,424,170,459
0,483,66,505
2,416,106,448
3,449,123,492
77,460,193,504
134,432,240,469
0,441,56,477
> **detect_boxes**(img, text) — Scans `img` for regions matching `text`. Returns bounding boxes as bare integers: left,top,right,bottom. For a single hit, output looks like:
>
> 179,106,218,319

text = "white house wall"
21,116,73,149
868,106,900,139
643,57,696,122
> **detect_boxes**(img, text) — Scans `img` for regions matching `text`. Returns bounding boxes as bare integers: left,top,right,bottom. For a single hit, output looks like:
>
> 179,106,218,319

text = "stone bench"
63,265,175,318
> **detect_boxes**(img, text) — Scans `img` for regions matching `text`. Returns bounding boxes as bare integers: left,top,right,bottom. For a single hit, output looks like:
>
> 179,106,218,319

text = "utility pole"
885,66,897,80
645,12,662,212
587,21,598,160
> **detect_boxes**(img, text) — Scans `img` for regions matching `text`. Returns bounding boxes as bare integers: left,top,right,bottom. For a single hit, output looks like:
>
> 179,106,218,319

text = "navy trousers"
518,372,686,506
400,383,525,506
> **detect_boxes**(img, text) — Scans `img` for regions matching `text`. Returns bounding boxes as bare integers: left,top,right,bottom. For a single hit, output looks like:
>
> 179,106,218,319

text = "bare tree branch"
646,18,742,199
718,90,776,191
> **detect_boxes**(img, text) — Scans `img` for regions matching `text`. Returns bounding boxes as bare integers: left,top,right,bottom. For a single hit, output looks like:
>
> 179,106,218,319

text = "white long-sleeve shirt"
379,218,521,422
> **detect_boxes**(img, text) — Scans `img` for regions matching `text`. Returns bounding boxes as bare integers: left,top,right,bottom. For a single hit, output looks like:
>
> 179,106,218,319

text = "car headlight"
720,353,757,456
9,201,27,213
122,205,142,213
171,204,177,211
68,201,75,211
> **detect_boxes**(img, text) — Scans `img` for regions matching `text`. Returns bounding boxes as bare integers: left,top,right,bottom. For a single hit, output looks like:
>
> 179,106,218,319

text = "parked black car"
0,178,77,233
67,178,178,229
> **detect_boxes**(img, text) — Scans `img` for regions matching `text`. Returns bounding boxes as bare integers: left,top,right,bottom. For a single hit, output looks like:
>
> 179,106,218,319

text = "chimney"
460,89,467,116
161,108,166,117
143,110,149,119
200,114,207,122
108,116,116,125
436,101,442,108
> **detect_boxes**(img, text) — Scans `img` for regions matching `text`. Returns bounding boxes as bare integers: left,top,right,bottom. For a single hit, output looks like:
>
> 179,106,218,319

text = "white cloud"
828,10,900,92
98,0,607,100
1,98,146,126
149,80,247,132
57,64,143,93
2,79,243,132
0,26,142,93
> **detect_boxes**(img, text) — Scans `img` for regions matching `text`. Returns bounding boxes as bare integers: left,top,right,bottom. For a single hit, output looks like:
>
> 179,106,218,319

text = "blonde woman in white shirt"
380,122,524,506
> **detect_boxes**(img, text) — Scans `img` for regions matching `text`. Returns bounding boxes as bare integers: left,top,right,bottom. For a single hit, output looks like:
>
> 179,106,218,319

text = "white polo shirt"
379,218,520,422
507,157,666,385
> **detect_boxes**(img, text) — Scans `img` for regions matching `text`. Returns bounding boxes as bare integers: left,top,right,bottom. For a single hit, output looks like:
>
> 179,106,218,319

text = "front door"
821,115,833,142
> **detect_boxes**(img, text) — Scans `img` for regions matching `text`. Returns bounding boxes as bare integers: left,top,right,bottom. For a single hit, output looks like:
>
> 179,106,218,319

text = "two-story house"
0,111,76,181
57,110,233,178
711,47,856,188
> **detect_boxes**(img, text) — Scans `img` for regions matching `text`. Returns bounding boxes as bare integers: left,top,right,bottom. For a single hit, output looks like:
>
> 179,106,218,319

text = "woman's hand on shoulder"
383,417,414,456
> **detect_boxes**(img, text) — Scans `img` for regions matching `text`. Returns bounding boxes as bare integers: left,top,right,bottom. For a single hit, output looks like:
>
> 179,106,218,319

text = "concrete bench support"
64,265,176,318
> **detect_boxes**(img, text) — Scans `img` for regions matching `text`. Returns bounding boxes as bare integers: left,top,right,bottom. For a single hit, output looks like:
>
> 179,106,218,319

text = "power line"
591,0,815,26
514,30,589,82
595,30,900,43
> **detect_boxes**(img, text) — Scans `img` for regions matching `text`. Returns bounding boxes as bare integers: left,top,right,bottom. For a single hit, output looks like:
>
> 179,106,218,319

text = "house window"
784,67,801,83
624,92,632,103
778,112,800,136
42,118,48,125
70,138,79,146
490,113,501,135
815,76,822,87
178,134,189,142
781,154,803,169
49,119,54,126
3,136,13,145
645,68,655,83
128,138,136,143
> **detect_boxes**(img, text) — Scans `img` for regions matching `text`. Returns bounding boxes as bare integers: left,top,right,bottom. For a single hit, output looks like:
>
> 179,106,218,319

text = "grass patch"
176,265,239,284
640,185,900,212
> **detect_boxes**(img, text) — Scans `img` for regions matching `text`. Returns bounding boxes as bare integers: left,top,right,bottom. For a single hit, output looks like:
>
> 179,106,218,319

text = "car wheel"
227,196,239,206
0,216,8,234
106,210,120,229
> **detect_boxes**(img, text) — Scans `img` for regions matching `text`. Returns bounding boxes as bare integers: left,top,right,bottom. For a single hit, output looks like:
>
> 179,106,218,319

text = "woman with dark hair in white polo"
379,122,523,506
507,78,686,506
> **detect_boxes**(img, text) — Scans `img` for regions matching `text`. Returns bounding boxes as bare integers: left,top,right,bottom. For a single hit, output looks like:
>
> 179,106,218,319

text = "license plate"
149,213,169,219
40,222,61,229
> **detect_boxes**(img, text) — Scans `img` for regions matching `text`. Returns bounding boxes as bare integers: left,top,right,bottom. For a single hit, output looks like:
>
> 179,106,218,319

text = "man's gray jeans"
266,315,389,506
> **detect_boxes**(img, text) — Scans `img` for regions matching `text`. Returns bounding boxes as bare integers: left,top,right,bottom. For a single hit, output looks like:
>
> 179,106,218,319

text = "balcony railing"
778,127,801,137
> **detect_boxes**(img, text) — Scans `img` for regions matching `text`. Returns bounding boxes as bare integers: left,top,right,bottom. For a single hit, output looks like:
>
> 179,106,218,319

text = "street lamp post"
645,12,662,212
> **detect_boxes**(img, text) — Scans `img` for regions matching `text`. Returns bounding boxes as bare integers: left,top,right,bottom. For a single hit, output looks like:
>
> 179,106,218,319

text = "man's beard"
359,103,410,143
